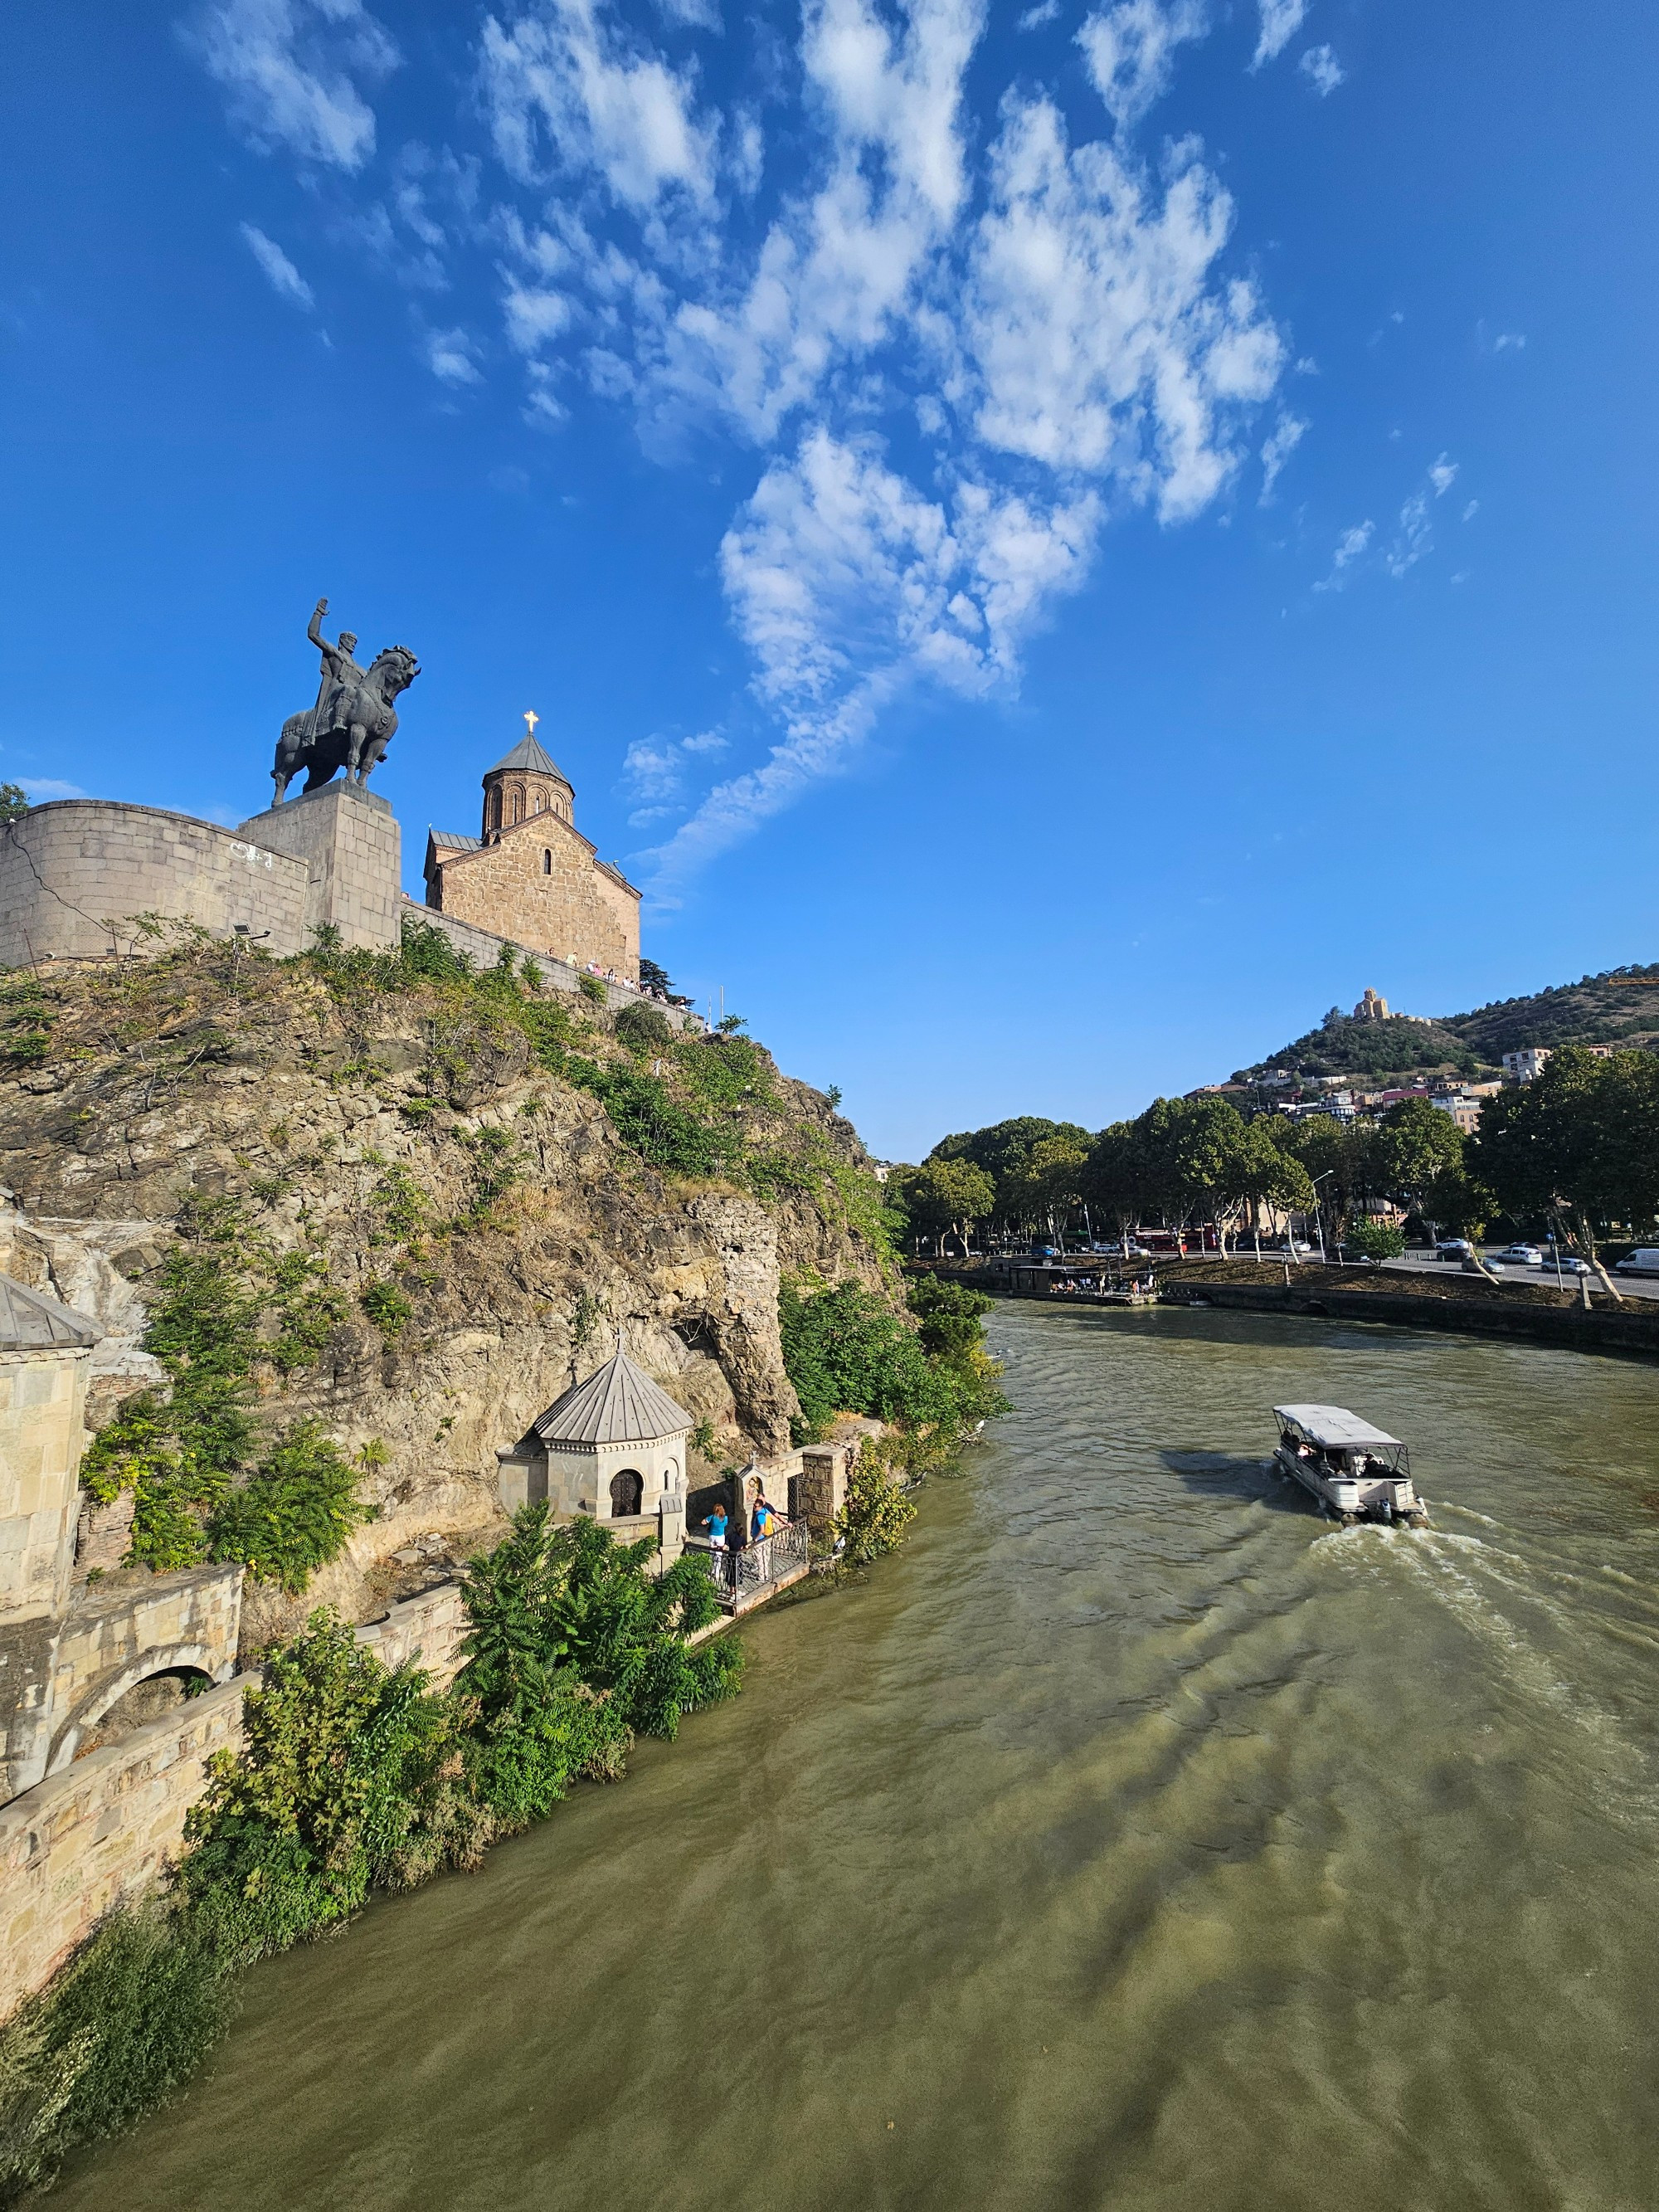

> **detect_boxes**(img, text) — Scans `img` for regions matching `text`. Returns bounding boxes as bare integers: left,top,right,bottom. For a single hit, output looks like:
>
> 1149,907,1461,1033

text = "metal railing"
700,1518,810,1605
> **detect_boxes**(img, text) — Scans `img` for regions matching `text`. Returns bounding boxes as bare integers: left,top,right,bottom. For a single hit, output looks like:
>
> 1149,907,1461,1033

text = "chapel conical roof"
533,1346,692,1446
0,1275,101,1350
486,732,571,784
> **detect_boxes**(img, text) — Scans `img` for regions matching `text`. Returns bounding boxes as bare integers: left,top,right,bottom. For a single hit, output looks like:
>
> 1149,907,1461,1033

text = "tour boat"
1271,1404,1430,1527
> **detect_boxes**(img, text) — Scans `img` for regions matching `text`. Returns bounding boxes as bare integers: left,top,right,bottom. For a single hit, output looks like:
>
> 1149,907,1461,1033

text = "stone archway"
46,1642,226,1775
609,1469,644,1518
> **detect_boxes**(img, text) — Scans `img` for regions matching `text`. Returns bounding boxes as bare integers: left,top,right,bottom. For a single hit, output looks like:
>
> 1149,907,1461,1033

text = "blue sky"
2,0,1656,1159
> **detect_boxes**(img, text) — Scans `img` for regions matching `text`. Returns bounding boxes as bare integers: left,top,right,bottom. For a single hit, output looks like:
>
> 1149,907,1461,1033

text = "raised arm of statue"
307,597,331,655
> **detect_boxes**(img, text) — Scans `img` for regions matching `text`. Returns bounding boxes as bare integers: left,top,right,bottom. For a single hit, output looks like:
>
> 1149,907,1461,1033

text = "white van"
1614,1248,1659,1276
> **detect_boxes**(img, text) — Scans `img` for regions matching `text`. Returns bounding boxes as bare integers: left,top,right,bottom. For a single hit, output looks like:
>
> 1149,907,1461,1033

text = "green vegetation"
78,1203,360,1584
0,1511,741,2200
1472,1045,1659,1281
0,784,29,824
1345,1220,1408,1262
834,1439,917,1565
779,1274,1006,1449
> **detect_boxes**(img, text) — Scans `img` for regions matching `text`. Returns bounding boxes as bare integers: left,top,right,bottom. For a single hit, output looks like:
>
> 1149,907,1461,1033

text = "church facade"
423,728,641,982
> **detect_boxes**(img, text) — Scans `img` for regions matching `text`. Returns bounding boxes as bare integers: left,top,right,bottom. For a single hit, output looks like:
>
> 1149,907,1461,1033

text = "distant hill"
1233,964,1659,1086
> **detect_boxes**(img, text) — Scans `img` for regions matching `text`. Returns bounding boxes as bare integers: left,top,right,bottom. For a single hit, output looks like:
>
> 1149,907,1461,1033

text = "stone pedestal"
239,782,401,953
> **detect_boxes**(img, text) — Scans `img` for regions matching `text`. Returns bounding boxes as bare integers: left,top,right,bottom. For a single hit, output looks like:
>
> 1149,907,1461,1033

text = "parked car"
1614,1248,1659,1276
1337,1248,1379,1267
1494,1244,1544,1266
1437,1239,1473,1259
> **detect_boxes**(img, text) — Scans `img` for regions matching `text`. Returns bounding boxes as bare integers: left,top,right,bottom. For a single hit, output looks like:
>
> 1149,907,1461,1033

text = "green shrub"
578,972,608,1006
615,999,674,1056
0,1903,234,2204
1345,1219,1407,1261
178,1613,460,1962
207,1422,368,1591
835,1441,917,1566
359,1281,414,1338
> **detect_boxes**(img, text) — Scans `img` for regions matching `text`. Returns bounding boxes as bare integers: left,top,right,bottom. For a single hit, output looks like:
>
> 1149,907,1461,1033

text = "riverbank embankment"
942,1258,1659,1361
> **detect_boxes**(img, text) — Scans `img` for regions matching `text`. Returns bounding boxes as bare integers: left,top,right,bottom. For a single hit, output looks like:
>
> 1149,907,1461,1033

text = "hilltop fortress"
0,719,656,1011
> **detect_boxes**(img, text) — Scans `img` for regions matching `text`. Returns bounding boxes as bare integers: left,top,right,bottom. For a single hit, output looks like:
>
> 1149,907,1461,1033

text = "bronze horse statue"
273,602,421,803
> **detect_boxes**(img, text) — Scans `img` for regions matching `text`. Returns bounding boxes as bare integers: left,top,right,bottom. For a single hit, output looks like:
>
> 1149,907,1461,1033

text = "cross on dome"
524,710,538,737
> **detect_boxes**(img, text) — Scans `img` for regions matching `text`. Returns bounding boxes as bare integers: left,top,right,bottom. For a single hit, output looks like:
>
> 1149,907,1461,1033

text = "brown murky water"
57,1306,1659,2211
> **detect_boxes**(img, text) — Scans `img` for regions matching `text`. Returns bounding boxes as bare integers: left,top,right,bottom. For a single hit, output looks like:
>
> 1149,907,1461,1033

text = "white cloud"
1494,330,1525,352
1428,452,1458,496
966,103,1282,519
1259,412,1304,499
479,0,716,208
1462,499,1479,522
192,0,1291,895
240,222,314,307
17,778,85,803
187,0,399,171
1251,0,1306,69
1077,0,1206,132
1315,519,1373,590
1018,0,1061,24
1299,43,1343,95
424,326,484,384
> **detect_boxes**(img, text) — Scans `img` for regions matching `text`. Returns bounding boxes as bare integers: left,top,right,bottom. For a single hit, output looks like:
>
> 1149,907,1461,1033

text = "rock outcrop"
0,948,891,1647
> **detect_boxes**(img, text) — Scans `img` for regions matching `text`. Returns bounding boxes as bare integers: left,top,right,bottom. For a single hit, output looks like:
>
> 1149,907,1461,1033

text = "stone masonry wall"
0,803,310,968
430,811,639,981
0,1582,469,2020
238,782,401,953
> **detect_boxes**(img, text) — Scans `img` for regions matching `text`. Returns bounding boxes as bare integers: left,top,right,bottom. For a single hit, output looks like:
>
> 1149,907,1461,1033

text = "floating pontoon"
1271,1404,1429,1527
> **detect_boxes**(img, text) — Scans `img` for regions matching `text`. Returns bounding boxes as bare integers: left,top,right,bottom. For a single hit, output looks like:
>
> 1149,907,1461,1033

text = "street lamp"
1309,1171,1334,1264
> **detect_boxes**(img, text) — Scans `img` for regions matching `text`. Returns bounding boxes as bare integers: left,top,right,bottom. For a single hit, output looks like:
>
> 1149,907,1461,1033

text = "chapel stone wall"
429,815,640,980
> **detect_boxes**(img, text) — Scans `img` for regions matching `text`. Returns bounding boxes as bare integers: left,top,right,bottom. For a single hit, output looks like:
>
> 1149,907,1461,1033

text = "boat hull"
1272,1445,1428,1526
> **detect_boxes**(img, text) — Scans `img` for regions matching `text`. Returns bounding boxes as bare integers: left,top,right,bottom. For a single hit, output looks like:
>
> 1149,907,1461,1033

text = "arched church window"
511,791,523,824
534,792,545,813
542,850,552,874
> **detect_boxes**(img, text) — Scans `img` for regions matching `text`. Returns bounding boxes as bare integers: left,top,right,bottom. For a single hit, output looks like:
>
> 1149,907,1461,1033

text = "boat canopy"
1273,1404,1406,1451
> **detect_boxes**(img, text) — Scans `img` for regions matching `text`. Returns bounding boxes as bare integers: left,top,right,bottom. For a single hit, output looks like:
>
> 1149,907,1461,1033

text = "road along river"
57,1306,1659,2212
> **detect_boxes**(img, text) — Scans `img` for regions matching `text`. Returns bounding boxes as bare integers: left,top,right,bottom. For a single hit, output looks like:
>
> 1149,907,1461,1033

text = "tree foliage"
1472,1045,1659,1263
779,1276,1006,1445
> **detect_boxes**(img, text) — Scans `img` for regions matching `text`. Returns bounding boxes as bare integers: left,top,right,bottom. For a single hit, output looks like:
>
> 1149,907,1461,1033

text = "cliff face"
0,944,892,1644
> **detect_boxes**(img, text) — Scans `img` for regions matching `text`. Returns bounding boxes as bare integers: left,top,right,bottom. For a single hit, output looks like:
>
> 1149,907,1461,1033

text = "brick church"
423,723,640,981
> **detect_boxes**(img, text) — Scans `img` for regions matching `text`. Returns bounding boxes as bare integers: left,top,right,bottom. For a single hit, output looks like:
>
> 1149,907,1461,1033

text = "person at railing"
750,1486,780,1582
703,1501,730,1589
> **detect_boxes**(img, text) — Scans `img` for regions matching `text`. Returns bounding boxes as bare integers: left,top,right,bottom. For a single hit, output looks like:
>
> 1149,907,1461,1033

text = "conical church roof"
487,732,571,784
533,1346,692,1446
0,1275,100,1349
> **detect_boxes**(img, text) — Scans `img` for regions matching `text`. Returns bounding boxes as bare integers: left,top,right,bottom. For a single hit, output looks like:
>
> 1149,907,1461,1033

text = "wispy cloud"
1495,330,1525,352
1077,0,1207,132
1259,412,1305,500
1251,0,1306,69
193,0,1289,901
187,0,400,171
423,326,483,385
17,778,87,802
1315,519,1373,592
1018,0,1061,24
1299,43,1343,95
240,222,314,307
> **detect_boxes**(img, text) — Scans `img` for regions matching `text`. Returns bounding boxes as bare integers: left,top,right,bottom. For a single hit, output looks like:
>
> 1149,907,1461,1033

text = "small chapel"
423,721,641,981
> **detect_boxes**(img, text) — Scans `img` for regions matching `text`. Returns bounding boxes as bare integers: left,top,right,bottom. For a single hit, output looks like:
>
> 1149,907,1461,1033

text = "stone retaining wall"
0,1583,468,2020
0,802,311,967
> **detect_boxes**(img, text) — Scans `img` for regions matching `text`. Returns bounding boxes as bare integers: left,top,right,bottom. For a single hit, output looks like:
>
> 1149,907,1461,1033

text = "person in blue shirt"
703,1502,730,1589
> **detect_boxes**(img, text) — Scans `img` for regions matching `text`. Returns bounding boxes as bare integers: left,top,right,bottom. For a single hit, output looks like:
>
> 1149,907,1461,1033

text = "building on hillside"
1354,987,1390,1021
423,724,642,982
1432,1095,1484,1135
1503,1047,1552,1084
497,1343,691,1535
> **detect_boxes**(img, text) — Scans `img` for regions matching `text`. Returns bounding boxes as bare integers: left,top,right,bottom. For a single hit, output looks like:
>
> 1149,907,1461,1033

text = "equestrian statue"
271,598,421,803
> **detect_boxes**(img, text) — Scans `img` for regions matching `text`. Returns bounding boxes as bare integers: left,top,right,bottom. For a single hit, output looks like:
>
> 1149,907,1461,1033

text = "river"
56,1307,1659,2212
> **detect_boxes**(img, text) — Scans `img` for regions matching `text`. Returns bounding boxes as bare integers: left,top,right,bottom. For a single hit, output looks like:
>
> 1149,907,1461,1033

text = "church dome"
482,725,574,838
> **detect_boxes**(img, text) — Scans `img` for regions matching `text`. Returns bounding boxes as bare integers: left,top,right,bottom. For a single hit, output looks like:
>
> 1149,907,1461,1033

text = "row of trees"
891,1049,1659,1268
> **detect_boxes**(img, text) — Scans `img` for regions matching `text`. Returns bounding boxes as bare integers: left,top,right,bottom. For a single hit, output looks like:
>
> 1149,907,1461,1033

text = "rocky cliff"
0,938,893,1647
